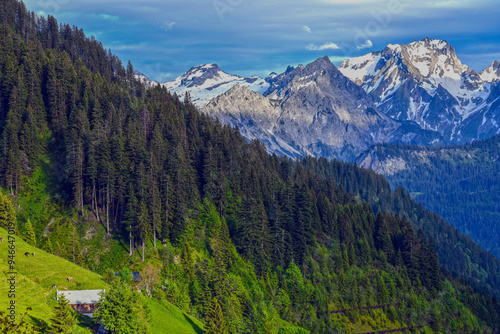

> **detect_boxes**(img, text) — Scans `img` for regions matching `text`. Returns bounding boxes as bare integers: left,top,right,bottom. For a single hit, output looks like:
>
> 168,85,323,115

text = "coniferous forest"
1,0,500,333
361,136,500,258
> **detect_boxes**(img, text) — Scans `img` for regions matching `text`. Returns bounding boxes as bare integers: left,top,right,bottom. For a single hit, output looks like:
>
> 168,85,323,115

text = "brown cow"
0,237,4,242
67,277,73,282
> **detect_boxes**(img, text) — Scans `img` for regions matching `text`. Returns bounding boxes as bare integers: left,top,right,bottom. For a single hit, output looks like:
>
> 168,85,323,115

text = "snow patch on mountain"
163,64,270,108
336,52,382,86
480,61,500,82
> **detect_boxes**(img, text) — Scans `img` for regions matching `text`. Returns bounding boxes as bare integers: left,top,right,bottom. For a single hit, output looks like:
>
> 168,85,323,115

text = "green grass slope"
145,298,204,334
0,227,204,333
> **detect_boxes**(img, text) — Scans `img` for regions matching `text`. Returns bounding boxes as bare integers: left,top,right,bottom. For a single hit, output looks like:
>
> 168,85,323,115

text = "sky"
23,0,500,82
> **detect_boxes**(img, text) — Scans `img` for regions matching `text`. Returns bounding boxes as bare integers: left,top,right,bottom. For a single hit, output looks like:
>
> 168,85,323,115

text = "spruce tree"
0,192,15,230
47,293,76,333
24,218,36,246
94,281,150,334
204,297,227,334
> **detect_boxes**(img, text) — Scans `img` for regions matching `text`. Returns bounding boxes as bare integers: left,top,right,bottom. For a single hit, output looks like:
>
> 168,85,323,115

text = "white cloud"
328,56,351,63
161,21,176,32
306,42,341,51
356,40,373,50
302,25,312,33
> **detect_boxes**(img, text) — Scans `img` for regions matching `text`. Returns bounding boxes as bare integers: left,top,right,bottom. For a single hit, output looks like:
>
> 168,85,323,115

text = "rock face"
204,56,438,161
163,64,270,108
204,84,302,157
160,38,499,161
339,38,500,143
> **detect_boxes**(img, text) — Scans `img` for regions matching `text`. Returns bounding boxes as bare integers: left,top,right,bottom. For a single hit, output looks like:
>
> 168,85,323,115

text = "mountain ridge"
161,38,498,161
162,63,271,107
339,37,500,143
203,55,441,161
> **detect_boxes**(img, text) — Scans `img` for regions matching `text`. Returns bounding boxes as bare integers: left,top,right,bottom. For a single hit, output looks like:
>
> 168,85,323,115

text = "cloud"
306,42,341,51
328,55,351,64
21,0,500,80
356,40,373,50
94,13,120,21
161,21,176,32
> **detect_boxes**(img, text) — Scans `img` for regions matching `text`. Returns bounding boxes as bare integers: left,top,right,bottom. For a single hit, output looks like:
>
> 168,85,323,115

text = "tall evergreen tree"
24,218,36,246
46,294,76,334
0,192,15,230
204,297,227,334
94,281,150,334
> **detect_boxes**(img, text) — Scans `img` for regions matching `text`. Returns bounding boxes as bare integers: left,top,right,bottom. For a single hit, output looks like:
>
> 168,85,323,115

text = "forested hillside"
1,0,500,332
357,136,500,258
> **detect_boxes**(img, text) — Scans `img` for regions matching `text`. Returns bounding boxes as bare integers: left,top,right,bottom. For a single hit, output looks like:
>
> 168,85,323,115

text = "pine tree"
71,226,83,265
204,297,227,334
24,219,36,246
137,200,151,262
124,184,137,257
374,213,393,259
94,281,150,334
47,293,76,334
180,241,193,280
217,219,233,269
0,192,16,230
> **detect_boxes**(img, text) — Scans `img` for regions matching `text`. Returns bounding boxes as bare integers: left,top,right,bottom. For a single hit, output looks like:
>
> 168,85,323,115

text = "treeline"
0,0,500,332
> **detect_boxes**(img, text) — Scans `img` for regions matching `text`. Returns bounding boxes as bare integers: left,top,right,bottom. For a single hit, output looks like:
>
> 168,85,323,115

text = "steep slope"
204,56,438,161
339,38,500,143
356,135,500,258
163,64,270,107
204,84,303,157
0,227,204,333
0,227,106,330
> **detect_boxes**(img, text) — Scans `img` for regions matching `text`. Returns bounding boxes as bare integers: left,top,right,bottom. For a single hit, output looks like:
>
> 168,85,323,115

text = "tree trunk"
129,230,133,256
106,182,110,235
142,238,145,262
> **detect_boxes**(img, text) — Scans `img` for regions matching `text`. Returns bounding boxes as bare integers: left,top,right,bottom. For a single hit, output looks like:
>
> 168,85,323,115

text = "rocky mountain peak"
303,55,334,72
480,60,500,82
179,63,227,87
163,64,270,108
401,38,467,79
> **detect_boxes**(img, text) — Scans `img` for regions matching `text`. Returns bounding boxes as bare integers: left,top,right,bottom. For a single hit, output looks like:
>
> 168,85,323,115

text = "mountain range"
339,37,500,144
155,38,500,161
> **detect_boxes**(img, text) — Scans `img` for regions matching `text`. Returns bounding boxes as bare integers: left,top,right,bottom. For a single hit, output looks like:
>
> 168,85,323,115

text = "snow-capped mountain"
162,64,270,107
156,38,498,161
339,38,500,143
204,56,440,161
480,61,500,83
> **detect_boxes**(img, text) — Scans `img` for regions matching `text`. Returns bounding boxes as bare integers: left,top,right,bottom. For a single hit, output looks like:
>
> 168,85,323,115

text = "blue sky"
23,0,500,82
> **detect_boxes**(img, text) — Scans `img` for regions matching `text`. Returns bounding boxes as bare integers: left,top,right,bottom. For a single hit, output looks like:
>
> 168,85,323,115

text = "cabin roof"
57,290,104,305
